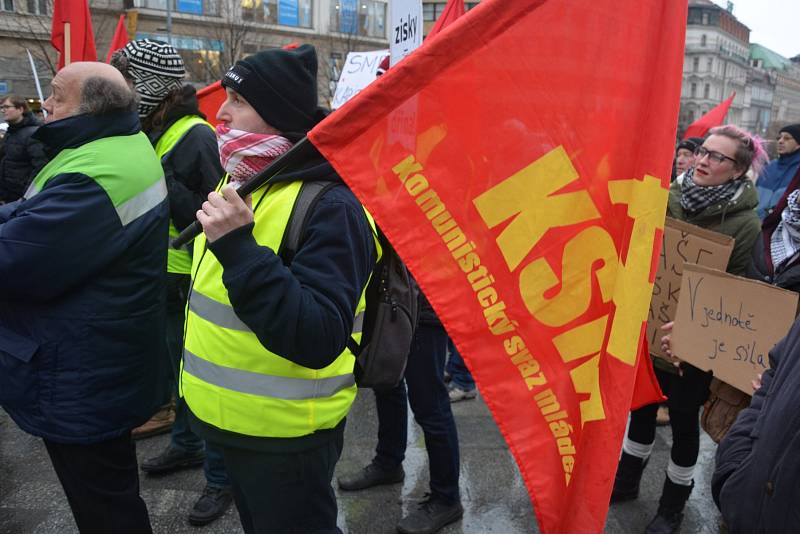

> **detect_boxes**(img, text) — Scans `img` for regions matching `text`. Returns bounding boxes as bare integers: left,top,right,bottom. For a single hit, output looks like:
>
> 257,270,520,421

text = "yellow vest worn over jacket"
155,115,214,274
181,179,377,438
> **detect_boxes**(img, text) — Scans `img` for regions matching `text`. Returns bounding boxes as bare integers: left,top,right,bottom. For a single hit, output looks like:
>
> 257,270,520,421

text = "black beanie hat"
779,124,800,144
221,44,318,135
676,137,704,154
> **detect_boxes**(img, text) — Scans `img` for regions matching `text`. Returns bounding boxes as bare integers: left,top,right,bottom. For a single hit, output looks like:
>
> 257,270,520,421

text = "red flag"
51,0,97,70
427,0,465,39
105,14,128,63
197,81,225,127
682,92,735,139
309,0,683,531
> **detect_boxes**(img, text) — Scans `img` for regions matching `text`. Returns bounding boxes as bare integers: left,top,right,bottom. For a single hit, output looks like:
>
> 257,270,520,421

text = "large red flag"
427,0,464,39
51,0,97,70
105,14,128,63
309,0,683,531
683,92,735,139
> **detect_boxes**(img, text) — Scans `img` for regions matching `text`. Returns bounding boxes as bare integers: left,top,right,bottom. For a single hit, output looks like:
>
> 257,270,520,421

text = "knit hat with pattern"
115,39,185,118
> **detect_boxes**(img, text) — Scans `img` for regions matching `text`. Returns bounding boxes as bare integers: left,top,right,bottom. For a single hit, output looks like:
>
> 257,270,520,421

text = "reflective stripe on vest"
25,132,165,227
181,179,379,438
155,115,214,274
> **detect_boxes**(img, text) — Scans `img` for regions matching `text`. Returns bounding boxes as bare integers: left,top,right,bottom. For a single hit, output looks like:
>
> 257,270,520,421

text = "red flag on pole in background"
682,92,736,139
309,0,682,531
197,81,225,127
51,0,97,70
426,0,465,39
105,14,128,63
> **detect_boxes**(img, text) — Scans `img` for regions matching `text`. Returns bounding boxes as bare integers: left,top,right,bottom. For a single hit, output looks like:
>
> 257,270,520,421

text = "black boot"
644,477,693,534
610,452,648,503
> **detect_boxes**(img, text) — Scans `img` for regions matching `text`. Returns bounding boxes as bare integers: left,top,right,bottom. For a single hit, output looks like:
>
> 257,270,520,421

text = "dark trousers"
445,338,475,391
166,273,229,488
628,366,712,467
44,433,153,534
373,323,460,504
217,430,344,534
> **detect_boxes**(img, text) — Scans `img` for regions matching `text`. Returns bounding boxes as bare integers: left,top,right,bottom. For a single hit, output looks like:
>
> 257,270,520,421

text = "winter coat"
712,316,800,533
0,112,47,202
144,85,224,231
0,111,170,444
755,149,800,220
654,176,761,374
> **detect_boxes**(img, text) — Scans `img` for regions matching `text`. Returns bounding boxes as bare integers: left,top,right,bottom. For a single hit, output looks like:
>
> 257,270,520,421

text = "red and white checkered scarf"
216,124,294,184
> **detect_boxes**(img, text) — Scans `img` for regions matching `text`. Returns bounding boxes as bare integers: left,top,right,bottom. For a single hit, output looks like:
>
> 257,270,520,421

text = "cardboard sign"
390,0,422,66
332,50,389,110
647,217,734,357
672,264,799,393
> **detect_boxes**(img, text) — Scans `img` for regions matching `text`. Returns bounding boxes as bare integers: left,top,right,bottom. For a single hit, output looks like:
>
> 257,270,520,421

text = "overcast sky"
710,0,799,57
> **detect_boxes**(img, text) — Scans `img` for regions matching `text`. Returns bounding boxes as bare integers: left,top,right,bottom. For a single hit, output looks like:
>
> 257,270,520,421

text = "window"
702,12,708,25
706,58,713,71
700,34,706,47
466,2,479,9
692,57,699,72
242,0,312,27
0,0,13,11
331,1,386,38
687,110,695,123
690,83,697,98
704,84,710,99
422,2,445,22
26,0,46,14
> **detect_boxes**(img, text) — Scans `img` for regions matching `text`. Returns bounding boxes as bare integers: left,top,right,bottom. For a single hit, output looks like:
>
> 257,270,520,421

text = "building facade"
679,0,750,135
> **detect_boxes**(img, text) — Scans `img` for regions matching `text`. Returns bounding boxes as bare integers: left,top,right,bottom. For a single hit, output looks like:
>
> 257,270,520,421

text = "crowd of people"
0,38,799,534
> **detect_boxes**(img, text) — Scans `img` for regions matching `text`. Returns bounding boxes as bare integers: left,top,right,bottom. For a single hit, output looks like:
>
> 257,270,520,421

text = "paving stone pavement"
1,391,721,533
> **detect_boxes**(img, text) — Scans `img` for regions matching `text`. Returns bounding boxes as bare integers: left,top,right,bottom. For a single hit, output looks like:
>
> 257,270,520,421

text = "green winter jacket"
654,175,761,374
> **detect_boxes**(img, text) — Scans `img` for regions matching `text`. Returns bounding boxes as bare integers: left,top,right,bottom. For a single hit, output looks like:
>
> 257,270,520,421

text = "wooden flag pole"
64,22,71,66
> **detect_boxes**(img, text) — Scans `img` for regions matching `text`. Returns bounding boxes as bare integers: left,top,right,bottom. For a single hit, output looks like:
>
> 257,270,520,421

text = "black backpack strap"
277,181,338,266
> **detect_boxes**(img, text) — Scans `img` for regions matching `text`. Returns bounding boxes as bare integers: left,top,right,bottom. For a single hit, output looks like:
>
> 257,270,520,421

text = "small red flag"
427,0,465,39
683,92,735,139
51,0,98,70
308,0,683,531
105,14,128,63
197,81,225,127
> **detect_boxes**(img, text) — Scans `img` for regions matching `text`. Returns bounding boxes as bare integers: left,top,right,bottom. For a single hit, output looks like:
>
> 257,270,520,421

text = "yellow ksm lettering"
473,146,667,424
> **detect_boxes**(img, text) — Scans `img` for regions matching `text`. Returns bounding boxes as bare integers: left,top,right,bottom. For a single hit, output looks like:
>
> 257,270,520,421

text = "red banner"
683,92,735,139
105,14,128,63
51,0,97,70
309,0,683,532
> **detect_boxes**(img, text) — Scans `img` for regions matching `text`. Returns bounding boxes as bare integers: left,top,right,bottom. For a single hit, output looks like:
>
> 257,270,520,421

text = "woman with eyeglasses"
610,125,766,534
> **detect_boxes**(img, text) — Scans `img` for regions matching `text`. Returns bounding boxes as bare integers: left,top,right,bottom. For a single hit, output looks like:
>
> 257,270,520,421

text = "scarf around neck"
771,189,800,270
679,167,742,215
216,125,294,184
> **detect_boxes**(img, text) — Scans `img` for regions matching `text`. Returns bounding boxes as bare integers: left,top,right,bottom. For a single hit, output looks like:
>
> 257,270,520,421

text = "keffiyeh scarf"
679,168,742,215
770,189,800,269
216,125,294,184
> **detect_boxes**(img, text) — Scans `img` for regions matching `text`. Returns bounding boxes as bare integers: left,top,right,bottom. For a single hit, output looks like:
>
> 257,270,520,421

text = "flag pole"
25,49,47,118
64,22,71,66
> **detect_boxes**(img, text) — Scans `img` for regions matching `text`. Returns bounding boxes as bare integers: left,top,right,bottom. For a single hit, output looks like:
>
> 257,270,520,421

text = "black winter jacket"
712,317,800,533
0,112,47,201
0,112,169,444
746,230,800,293
145,86,224,231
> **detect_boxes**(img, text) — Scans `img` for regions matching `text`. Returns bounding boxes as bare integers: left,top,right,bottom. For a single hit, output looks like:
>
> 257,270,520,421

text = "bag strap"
277,180,338,266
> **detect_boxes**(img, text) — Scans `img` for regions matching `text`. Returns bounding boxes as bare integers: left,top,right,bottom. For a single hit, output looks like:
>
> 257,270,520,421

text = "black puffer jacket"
0,112,47,202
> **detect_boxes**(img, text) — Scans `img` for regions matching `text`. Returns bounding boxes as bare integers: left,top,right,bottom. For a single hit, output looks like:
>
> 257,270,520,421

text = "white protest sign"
390,0,422,66
332,49,389,110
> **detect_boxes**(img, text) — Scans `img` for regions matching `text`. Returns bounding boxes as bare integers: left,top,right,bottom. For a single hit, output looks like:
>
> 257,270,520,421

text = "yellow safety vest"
180,178,379,438
155,115,214,274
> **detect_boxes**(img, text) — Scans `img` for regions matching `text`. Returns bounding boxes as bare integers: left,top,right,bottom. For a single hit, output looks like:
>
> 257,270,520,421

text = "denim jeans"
373,324,460,504
445,339,475,391
166,273,229,489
